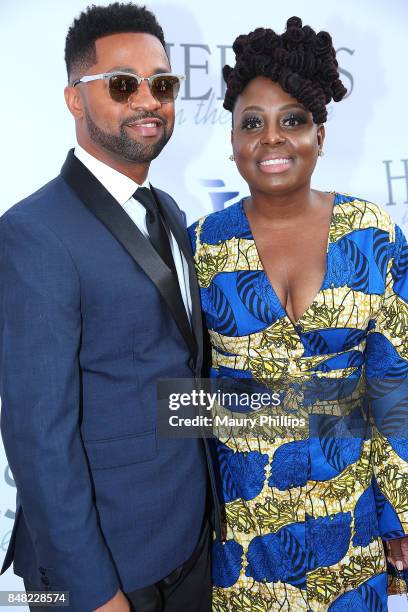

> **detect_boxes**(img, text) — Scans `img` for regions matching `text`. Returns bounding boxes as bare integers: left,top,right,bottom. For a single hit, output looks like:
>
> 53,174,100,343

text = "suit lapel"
150,185,204,371
60,150,195,357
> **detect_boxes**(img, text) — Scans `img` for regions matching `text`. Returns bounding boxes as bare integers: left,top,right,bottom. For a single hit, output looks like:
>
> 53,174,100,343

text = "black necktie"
134,186,195,355
135,187,175,271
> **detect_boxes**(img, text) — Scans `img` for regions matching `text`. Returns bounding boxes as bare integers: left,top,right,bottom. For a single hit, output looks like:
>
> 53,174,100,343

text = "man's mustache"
123,112,168,128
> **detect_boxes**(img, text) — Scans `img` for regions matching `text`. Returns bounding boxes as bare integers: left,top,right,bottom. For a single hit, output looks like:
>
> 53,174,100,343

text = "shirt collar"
74,144,150,205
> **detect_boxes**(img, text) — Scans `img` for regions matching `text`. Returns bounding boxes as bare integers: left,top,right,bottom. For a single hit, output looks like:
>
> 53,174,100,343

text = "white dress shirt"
74,145,192,323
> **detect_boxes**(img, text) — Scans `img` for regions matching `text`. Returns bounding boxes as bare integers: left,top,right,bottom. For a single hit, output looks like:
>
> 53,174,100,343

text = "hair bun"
232,34,248,57
332,78,348,102
286,16,303,29
222,65,233,83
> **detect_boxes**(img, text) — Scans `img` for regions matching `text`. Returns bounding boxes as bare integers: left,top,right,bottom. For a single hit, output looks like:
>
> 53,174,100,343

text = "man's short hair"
65,2,166,82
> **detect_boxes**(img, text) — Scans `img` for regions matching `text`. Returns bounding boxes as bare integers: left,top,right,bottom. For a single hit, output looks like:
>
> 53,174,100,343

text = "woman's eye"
282,113,307,127
241,115,263,130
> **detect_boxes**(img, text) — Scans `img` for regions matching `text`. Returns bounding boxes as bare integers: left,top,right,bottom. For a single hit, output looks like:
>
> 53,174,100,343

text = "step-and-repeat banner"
0,0,407,609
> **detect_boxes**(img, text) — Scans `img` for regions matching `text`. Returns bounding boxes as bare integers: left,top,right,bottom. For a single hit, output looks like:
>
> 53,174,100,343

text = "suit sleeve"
366,222,408,540
0,211,120,609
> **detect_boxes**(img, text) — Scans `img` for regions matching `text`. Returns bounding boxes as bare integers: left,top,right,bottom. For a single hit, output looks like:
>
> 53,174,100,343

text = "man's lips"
257,156,293,174
126,118,164,137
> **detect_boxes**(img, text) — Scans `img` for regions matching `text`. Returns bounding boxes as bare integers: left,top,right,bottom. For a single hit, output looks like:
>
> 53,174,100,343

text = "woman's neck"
246,183,322,225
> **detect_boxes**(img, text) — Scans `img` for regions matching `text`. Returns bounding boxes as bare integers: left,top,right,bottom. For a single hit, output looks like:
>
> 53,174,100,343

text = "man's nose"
128,79,161,111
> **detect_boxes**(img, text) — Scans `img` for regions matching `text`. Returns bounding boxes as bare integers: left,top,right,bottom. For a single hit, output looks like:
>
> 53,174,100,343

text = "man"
0,4,220,611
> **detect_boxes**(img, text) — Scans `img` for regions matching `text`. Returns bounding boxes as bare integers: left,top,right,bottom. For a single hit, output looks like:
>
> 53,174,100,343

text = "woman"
189,17,408,611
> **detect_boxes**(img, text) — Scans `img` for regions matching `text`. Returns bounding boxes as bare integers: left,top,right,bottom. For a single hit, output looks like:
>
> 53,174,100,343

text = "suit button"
41,576,50,586
38,567,46,574
188,357,195,372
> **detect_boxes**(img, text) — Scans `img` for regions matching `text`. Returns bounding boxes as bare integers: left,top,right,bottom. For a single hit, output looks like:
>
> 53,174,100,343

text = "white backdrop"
0,1,408,610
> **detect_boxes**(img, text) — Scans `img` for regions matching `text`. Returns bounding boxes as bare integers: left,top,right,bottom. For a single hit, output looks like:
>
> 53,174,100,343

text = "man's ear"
64,85,84,119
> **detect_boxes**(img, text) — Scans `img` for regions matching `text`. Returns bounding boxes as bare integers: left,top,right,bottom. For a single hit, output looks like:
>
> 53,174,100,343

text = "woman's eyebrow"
240,103,306,113
279,103,306,111
241,105,264,113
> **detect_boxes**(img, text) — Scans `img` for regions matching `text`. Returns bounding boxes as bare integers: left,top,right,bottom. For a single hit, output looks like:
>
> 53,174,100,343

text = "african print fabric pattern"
188,193,408,611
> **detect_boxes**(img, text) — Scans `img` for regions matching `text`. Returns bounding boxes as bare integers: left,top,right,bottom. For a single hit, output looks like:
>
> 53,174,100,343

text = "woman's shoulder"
188,198,251,250
333,191,397,236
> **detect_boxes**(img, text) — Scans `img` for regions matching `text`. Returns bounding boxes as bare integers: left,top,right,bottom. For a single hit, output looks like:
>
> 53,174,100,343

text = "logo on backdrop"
383,159,408,209
199,179,240,212
166,43,355,125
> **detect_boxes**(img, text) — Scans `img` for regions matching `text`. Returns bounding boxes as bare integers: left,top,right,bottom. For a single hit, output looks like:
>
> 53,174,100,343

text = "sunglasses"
72,71,185,104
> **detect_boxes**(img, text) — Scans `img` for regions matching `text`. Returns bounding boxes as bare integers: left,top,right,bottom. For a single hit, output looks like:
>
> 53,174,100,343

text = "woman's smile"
257,156,293,173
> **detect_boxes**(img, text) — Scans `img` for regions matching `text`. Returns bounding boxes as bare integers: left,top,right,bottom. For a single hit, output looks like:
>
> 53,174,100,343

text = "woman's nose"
260,124,286,146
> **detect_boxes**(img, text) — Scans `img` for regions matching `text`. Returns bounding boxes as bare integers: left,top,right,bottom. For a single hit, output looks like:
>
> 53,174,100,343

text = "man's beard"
84,108,172,163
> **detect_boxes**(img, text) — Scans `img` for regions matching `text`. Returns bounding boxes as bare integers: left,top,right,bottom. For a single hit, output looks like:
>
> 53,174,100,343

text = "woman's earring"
229,154,235,161
318,149,325,157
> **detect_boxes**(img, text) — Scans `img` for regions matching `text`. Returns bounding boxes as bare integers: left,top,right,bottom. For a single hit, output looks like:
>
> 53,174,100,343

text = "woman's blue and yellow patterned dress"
189,193,408,611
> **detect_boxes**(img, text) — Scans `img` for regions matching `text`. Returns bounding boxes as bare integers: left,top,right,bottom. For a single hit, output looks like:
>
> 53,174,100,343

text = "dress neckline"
238,192,339,329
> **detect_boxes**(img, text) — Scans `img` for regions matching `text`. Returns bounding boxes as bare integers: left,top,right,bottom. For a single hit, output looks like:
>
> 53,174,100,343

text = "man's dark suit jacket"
0,150,221,611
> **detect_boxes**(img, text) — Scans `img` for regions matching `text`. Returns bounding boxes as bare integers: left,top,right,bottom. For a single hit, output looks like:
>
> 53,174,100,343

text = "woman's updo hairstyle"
223,16,347,123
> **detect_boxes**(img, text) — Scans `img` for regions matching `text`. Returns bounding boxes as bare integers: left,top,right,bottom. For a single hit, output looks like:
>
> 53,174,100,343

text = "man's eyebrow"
107,66,171,75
